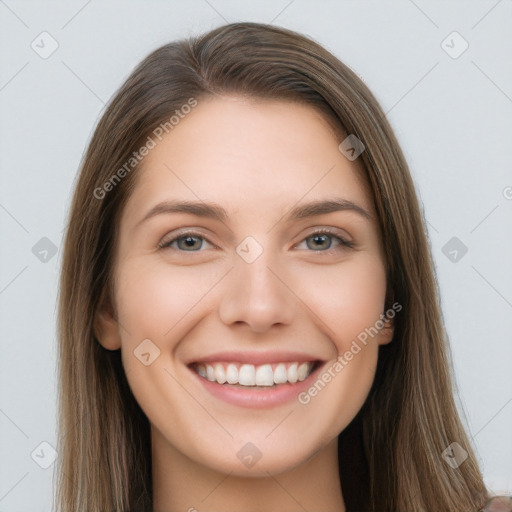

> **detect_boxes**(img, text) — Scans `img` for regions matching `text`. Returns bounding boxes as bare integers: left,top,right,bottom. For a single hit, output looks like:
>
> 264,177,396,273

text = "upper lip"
188,350,324,366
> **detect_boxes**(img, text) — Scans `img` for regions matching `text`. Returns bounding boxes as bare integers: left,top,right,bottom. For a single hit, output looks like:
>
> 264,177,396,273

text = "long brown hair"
55,21,489,511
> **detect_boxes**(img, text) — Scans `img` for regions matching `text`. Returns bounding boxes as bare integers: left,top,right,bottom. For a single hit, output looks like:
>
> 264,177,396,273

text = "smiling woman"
55,21,500,512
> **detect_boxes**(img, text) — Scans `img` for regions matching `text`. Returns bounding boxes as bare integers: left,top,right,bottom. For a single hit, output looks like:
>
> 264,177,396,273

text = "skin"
94,95,394,512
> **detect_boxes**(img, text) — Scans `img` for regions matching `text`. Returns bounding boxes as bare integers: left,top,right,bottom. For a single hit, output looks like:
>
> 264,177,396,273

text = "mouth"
187,354,325,408
191,360,318,388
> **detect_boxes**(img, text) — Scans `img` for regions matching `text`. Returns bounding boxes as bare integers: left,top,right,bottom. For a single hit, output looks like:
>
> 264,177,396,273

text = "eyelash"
158,228,355,254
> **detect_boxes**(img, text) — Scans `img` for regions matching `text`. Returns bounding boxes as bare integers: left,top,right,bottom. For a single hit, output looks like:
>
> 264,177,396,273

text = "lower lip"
189,363,324,409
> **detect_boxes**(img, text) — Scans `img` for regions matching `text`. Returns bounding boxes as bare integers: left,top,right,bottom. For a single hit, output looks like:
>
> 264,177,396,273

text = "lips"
187,352,325,408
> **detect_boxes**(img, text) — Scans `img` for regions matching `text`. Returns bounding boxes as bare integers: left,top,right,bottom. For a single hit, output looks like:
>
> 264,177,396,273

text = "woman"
55,21,504,511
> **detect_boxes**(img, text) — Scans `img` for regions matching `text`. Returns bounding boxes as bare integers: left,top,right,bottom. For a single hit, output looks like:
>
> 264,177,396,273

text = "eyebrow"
136,197,372,227
284,198,372,222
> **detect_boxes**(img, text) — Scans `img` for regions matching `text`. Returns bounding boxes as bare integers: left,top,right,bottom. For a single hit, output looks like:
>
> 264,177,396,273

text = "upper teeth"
195,362,314,386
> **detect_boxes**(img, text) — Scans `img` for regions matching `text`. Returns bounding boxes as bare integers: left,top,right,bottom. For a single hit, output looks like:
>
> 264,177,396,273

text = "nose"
218,250,295,333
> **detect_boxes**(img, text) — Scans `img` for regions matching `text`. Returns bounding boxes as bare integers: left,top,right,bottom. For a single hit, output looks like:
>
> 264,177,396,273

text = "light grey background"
1,1,511,510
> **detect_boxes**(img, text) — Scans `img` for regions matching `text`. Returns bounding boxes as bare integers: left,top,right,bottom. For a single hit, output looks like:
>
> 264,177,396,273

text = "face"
94,95,394,477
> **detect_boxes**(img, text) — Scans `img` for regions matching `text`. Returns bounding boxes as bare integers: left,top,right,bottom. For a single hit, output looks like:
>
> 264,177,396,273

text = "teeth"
287,363,298,383
239,364,256,385
206,365,216,382
195,361,314,387
273,363,287,384
214,364,226,384
297,362,309,381
255,364,274,386
226,364,238,384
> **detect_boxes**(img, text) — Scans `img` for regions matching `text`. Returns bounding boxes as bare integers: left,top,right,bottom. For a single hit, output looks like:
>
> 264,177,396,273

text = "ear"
378,289,396,346
93,290,122,351
377,316,395,346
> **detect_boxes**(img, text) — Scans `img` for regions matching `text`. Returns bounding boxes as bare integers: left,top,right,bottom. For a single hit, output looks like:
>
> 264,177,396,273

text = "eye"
295,228,355,253
158,230,215,252
158,228,354,254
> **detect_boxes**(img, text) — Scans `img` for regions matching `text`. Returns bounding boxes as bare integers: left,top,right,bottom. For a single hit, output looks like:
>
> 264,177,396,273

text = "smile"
193,361,315,387
188,353,325,409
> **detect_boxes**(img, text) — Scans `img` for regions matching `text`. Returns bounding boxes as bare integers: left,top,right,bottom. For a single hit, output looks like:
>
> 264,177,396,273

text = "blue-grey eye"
175,235,204,251
306,233,333,251
159,232,211,251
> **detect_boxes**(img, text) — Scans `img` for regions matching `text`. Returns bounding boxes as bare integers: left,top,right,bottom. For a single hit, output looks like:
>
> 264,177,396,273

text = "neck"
151,427,346,512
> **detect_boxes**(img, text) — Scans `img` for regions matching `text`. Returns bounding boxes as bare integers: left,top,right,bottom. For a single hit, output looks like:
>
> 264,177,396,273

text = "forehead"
121,96,373,227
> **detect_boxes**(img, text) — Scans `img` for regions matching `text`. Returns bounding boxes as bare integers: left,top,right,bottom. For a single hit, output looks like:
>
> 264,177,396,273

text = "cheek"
283,255,387,433
294,255,387,348
112,260,219,432
115,260,221,345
